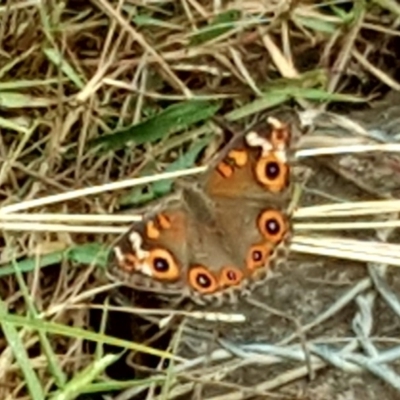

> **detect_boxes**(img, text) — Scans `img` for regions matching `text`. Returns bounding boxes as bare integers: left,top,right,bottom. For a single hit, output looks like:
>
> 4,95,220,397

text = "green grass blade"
372,0,400,17
43,48,85,89
13,261,67,388
49,354,119,400
133,14,184,30
0,244,108,278
225,91,289,121
294,15,337,33
189,10,241,45
225,87,364,121
0,116,31,134
120,136,211,206
77,377,166,395
0,310,178,360
0,301,45,400
0,92,57,108
0,79,67,90
90,100,220,151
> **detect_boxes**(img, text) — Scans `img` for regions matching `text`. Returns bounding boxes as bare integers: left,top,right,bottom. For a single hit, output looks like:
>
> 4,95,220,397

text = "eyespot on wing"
219,266,244,287
188,265,219,294
258,209,288,244
246,243,273,271
254,153,288,192
145,248,181,281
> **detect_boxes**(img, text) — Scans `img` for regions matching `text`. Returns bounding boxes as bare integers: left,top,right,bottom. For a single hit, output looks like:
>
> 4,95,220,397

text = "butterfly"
108,117,295,305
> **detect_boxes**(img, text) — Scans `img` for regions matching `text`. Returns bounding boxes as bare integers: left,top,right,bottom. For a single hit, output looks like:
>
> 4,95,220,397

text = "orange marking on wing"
146,221,160,239
188,265,219,294
228,149,248,167
146,248,180,281
246,243,272,271
219,266,244,287
258,210,287,244
255,154,288,192
217,162,233,178
157,213,172,229
120,253,138,272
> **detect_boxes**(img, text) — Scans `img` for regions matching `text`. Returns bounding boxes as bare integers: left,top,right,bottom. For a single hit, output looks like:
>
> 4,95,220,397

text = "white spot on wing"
267,116,283,129
245,131,273,154
113,246,124,262
138,263,153,277
245,130,287,162
128,231,153,277
274,149,287,163
129,232,150,260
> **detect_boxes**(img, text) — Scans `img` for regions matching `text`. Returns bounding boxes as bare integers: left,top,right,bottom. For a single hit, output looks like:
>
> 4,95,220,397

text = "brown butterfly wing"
204,116,292,200
109,196,191,297
109,191,246,304
108,117,293,304
198,117,293,291
163,117,294,303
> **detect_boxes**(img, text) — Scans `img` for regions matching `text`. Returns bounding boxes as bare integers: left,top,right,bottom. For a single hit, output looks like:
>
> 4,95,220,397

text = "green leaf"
152,137,211,196
225,87,364,121
75,377,165,395
294,15,337,34
0,92,56,108
261,69,328,92
225,91,289,121
190,9,241,45
120,186,157,207
89,100,220,151
330,5,354,22
66,243,109,266
0,252,64,277
120,136,211,206
0,79,67,90
0,244,108,278
290,87,365,102
133,14,183,30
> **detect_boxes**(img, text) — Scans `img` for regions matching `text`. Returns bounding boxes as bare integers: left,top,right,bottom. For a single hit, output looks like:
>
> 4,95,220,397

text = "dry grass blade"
1,137,400,216
0,167,205,215
2,198,400,226
0,213,141,223
295,220,400,231
93,0,192,97
0,222,126,234
291,236,400,267
352,48,400,91
296,143,400,158
295,199,400,218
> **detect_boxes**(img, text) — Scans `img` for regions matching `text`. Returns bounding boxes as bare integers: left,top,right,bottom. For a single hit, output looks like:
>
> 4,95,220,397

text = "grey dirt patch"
170,161,400,400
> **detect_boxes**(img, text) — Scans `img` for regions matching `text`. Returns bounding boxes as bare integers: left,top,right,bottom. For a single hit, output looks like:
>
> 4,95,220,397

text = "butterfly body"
109,117,294,305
